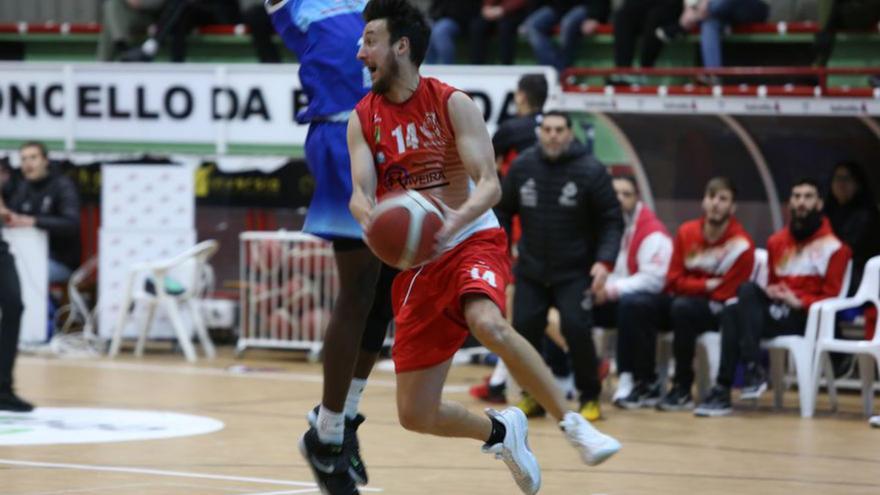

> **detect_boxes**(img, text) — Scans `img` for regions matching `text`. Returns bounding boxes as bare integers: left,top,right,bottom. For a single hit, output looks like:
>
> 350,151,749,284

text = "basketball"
365,190,445,270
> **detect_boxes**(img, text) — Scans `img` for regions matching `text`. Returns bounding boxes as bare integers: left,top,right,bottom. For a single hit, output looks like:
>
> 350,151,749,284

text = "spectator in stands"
695,179,852,416
0,225,31,412
424,0,481,64
242,0,280,63
97,0,167,61
0,142,80,283
825,161,880,294
657,177,754,411
523,0,611,72
169,0,241,62
611,0,682,83
592,176,673,409
656,0,769,72
470,0,530,65
120,0,241,62
497,110,623,421
814,0,880,68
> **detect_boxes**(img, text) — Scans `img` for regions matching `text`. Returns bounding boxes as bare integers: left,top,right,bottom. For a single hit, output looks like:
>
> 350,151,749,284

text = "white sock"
489,360,508,387
316,405,344,445
344,378,367,419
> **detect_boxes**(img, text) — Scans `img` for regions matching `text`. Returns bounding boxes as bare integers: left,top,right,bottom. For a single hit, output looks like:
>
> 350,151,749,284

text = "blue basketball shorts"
302,122,362,241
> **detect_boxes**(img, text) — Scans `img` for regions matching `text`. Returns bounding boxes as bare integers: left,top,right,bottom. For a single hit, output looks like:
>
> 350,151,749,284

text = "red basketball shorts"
390,228,510,373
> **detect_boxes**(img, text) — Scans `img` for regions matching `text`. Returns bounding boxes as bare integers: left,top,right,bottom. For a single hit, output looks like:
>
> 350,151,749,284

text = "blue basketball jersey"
268,0,370,123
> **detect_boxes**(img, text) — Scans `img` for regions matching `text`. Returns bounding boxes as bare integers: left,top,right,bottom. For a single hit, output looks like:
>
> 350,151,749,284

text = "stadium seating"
0,21,877,68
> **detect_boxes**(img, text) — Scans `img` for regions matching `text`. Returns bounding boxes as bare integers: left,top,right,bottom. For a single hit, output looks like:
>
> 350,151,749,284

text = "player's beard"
706,211,730,227
371,53,399,95
789,207,822,241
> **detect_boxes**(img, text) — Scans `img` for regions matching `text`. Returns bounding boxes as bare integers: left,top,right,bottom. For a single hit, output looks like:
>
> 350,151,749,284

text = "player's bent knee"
470,315,513,350
397,405,436,433
463,295,513,349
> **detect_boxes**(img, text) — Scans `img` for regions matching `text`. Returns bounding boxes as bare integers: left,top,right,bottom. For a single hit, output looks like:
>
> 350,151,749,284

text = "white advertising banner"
0,63,559,152
559,91,880,116
98,165,196,340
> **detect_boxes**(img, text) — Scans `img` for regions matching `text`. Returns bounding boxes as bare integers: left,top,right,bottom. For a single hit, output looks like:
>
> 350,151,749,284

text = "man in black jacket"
1,142,81,283
0,224,31,412
497,110,623,421
493,73,547,174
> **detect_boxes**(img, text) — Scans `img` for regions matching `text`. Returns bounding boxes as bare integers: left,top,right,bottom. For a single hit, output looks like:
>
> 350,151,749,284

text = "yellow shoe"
515,395,546,418
580,400,602,421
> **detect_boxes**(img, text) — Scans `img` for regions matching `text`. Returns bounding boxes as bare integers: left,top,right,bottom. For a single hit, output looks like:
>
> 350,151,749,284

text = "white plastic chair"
108,240,219,362
760,258,852,417
812,255,880,417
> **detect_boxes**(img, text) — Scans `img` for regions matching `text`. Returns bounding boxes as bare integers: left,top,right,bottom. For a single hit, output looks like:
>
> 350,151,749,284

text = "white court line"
0,459,383,492
242,490,320,495
18,357,469,393
19,482,165,495
21,481,255,495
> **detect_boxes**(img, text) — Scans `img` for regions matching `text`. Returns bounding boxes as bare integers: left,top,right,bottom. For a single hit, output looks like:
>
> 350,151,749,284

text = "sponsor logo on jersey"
382,163,449,191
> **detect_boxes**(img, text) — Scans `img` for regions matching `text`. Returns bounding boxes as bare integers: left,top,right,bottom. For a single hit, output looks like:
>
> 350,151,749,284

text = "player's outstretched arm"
440,91,502,240
348,112,378,229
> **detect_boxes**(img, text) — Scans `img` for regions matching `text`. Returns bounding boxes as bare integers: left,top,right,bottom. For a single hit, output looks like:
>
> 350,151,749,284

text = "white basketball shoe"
482,407,541,495
560,411,621,466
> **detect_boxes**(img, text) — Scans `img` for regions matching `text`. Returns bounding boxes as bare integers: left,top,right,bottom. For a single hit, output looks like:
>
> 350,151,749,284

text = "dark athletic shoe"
655,383,694,411
298,427,358,495
308,406,369,485
694,386,733,417
739,364,768,401
0,390,34,412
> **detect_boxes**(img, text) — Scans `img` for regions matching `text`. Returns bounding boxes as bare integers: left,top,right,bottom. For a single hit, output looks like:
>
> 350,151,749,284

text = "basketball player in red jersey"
347,1,620,493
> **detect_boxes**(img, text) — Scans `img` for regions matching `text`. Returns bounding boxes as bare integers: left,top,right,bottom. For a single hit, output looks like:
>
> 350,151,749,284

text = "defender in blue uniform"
267,1,391,494
269,0,368,239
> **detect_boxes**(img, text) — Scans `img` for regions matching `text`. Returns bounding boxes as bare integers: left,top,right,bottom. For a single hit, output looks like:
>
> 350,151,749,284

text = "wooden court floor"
2,347,879,495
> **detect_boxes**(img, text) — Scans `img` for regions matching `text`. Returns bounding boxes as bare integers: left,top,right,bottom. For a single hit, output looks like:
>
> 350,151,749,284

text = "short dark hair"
541,110,572,129
19,141,47,159
517,74,548,110
613,175,639,194
705,176,737,200
792,177,821,194
363,0,431,67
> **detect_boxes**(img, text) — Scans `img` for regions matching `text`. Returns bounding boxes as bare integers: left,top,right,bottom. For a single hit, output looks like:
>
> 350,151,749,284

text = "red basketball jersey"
355,77,467,202
355,76,499,248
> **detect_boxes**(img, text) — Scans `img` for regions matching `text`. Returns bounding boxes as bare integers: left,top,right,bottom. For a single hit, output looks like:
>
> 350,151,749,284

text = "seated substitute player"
658,177,755,411
592,176,673,409
695,179,851,416
347,1,621,493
